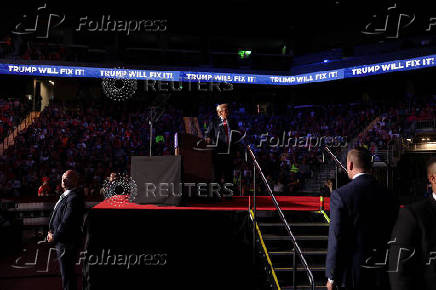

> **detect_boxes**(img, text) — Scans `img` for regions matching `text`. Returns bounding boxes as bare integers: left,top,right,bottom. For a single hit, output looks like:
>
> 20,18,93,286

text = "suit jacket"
325,174,398,288
205,117,243,155
49,188,85,245
388,197,436,290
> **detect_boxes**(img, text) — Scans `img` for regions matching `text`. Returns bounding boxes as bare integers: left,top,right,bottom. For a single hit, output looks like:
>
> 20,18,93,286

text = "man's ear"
349,161,353,172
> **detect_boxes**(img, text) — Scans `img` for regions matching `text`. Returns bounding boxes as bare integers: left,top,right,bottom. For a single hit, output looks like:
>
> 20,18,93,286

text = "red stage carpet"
94,195,330,211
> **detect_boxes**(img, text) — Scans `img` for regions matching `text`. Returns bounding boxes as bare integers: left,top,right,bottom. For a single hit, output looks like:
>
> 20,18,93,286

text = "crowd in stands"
0,35,89,62
0,96,434,198
0,99,32,141
0,100,183,198
0,35,67,61
21,43,66,61
353,100,435,159
198,102,382,194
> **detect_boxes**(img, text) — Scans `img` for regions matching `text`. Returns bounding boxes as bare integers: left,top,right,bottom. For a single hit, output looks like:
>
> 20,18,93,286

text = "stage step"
255,210,327,224
281,286,327,290
269,249,328,267
255,209,330,289
263,235,328,241
263,235,328,251
274,264,327,288
259,221,329,237
274,266,326,272
259,222,328,227
269,250,328,255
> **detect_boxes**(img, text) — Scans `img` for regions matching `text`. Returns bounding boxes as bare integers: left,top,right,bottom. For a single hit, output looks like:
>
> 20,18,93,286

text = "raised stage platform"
94,195,330,211
84,195,329,289
0,196,330,290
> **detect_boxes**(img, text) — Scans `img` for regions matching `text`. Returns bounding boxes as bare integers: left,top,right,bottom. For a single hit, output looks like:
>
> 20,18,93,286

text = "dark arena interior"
1,1,436,290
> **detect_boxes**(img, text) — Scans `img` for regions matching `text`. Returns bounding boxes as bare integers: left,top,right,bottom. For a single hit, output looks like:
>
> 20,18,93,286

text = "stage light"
49,80,55,86
323,59,330,63
101,68,137,102
102,173,138,207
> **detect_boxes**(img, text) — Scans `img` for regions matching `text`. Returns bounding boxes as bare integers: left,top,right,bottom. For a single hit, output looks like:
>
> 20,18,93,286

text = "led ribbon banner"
1,53,435,86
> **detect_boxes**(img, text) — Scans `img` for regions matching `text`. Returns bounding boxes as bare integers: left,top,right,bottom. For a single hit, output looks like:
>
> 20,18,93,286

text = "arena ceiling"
0,1,435,62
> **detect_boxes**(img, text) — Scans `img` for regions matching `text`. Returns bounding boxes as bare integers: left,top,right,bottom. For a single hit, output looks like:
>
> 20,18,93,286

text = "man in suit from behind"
388,157,436,290
325,148,398,290
47,169,84,290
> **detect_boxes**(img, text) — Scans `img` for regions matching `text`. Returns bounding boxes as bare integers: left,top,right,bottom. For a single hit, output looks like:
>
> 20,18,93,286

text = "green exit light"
238,50,252,59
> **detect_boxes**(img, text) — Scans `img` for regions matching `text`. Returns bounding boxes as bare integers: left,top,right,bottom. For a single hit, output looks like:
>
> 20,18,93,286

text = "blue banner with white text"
1,53,435,86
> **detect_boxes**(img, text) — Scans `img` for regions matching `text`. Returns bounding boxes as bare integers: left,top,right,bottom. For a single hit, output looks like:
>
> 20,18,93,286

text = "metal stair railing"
246,145,315,290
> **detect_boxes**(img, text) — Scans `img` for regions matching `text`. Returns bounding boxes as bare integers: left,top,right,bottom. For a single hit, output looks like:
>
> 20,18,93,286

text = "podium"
131,156,182,205
178,133,214,184
130,134,214,205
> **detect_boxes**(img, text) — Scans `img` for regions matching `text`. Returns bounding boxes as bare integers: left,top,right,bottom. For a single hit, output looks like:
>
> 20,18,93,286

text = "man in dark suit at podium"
205,104,242,193
388,157,436,290
47,170,84,290
325,148,397,290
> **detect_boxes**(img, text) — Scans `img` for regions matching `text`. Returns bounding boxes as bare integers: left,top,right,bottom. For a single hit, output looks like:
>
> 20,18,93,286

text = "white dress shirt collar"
63,189,74,197
433,192,436,201
53,188,75,210
353,172,368,180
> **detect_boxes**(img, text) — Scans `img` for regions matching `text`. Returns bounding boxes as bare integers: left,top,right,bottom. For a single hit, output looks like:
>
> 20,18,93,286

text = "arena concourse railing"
415,119,436,130
246,145,315,290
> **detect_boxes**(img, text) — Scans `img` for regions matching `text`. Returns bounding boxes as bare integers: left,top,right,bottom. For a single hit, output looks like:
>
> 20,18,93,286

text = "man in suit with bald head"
326,147,398,290
47,170,84,290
